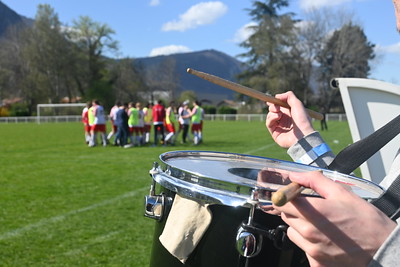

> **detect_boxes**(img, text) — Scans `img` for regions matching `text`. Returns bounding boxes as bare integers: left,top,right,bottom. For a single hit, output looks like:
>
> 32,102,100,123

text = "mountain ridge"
0,1,33,37
135,49,245,103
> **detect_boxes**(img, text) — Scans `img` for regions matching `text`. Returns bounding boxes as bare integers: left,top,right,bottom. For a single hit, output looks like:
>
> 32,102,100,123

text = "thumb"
289,171,344,199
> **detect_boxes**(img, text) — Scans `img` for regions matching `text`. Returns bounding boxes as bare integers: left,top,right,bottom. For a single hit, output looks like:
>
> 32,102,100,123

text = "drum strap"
327,114,400,220
328,114,400,175
372,176,400,220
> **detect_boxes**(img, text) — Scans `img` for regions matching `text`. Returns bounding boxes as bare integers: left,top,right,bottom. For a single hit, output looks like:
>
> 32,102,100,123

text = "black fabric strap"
328,114,400,174
372,177,400,220
327,114,400,219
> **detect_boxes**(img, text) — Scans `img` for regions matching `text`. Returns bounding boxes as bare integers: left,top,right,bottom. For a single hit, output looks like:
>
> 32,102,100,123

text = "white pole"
37,105,40,124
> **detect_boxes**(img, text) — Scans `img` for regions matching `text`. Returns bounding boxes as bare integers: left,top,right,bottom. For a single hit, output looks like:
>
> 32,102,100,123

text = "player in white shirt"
107,101,120,142
177,100,191,143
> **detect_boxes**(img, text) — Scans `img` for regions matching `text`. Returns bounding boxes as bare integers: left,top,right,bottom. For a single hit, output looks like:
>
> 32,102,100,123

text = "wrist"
294,126,315,141
288,131,335,167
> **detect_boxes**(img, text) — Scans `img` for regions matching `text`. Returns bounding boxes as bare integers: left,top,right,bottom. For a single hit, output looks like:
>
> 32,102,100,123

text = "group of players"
81,99,205,148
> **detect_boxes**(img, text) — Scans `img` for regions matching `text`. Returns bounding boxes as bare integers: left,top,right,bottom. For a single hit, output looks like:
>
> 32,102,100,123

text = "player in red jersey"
152,100,166,146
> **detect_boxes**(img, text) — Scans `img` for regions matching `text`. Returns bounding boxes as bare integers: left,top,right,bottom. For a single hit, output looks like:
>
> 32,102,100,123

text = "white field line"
0,187,148,241
244,143,276,155
64,230,123,256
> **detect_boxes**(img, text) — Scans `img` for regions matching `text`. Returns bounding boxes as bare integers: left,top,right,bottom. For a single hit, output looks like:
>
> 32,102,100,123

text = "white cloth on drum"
159,194,212,263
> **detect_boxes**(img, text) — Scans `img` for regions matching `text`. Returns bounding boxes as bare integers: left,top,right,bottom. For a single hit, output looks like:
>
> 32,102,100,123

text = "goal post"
37,103,87,124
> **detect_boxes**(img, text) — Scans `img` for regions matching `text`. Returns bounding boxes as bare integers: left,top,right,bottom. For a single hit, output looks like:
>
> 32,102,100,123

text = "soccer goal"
36,103,87,124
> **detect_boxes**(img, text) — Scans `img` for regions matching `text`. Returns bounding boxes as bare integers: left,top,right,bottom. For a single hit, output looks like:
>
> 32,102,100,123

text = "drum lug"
144,174,172,221
239,222,293,251
144,193,169,221
236,226,263,258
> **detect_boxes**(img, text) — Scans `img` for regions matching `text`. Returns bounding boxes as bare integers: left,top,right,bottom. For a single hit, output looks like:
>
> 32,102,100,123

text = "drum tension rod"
236,190,263,258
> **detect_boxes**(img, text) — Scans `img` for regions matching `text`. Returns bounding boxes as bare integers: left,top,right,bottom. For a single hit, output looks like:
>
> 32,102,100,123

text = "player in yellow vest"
88,105,95,127
126,102,139,148
82,101,92,144
189,100,202,145
165,101,177,145
143,102,153,144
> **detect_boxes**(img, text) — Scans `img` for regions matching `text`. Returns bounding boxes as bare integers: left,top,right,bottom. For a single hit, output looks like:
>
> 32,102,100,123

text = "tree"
291,8,355,106
178,90,197,104
316,22,375,111
25,4,79,104
0,4,121,113
0,24,40,114
140,57,179,103
110,57,148,103
238,0,300,100
69,16,118,103
0,4,83,113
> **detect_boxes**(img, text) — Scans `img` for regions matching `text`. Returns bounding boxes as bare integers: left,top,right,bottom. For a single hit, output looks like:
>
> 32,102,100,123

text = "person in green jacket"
126,102,139,148
189,100,202,145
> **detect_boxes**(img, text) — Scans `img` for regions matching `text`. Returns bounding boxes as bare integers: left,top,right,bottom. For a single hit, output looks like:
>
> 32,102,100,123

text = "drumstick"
186,68,324,121
271,182,304,206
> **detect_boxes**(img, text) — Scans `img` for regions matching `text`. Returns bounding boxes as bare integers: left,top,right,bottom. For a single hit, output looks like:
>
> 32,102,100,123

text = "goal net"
37,103,87,124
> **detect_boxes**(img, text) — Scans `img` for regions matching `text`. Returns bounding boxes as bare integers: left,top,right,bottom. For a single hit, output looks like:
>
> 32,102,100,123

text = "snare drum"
144,151,384,267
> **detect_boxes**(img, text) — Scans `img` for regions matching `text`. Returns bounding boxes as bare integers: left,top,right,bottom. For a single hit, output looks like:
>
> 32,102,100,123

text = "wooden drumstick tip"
187,68,193,73
272,182,304,207
271,191,288,207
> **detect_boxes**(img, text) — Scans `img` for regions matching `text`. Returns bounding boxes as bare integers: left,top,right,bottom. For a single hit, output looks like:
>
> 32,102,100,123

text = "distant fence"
0,113,347,124
0,115,82,124
206,114,347,122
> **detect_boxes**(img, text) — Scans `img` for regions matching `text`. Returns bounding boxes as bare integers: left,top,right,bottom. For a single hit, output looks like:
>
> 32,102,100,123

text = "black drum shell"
149,187,310,267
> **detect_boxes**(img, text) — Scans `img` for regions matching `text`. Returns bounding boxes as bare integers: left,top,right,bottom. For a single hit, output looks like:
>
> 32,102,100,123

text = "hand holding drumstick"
274,171,396,266
188,68,318,204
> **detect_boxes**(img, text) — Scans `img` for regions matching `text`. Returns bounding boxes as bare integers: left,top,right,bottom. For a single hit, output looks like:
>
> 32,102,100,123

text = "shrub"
217,106,237,114
0,107,10,117
202,105,216,114
9,103,30,116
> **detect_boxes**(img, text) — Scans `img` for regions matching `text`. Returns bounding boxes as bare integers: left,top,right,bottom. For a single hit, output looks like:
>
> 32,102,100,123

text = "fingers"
274,171,360,224
272,171,342,220
285,91,307,111
288,171,347,199
287,227,320,267
266,102,281,113
266,111,281,127
285,224,312,252
267,91,303,110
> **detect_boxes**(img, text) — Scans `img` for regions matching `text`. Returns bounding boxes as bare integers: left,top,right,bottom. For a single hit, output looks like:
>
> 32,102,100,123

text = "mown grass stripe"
0,187,148,241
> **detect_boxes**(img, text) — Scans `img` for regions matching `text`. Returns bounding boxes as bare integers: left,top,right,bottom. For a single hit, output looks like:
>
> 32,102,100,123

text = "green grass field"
0,120,354,266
